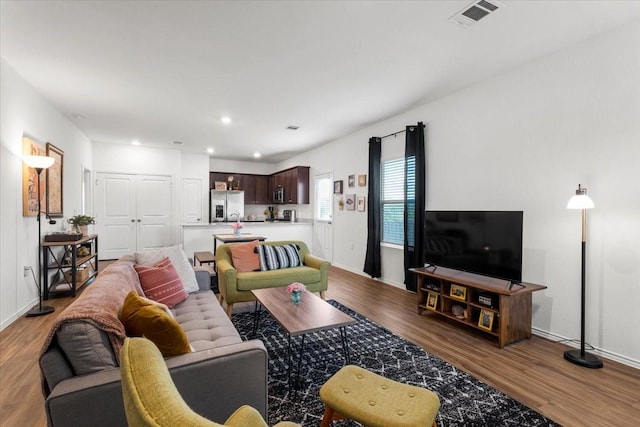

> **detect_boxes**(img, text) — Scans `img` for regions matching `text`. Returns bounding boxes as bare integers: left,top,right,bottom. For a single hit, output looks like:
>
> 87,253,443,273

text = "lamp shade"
23,155,55,170
567,184,594,210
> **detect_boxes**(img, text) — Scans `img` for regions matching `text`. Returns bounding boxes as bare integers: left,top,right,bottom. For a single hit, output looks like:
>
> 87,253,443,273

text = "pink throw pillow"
228,240,261,272
134,257,188,308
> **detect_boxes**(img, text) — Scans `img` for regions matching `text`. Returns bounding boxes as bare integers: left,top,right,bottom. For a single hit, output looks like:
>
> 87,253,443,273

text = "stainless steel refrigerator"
210,190,245,222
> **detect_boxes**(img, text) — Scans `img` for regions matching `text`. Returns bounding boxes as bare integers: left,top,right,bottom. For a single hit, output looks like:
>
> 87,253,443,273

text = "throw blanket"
40,256,142,395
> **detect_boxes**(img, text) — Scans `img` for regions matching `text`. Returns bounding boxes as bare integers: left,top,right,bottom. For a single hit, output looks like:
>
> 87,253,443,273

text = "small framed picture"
345,194,355,210
357,196,366,212
348,174,355,187
358,174,367,186
426,292,438,311
478,309,494,331
215,181,227,191
333,180,343,194
450,284,467,301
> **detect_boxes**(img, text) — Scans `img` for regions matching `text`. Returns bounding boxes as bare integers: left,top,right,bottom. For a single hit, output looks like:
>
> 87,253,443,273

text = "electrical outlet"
24,266,30,277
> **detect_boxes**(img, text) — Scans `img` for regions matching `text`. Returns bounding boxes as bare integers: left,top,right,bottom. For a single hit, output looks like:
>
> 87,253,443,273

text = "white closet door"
96,173,173,260
182,178,203,224
96,173,137,260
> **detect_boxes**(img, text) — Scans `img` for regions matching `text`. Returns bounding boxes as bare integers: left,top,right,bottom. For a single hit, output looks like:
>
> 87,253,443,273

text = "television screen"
424,211,523,282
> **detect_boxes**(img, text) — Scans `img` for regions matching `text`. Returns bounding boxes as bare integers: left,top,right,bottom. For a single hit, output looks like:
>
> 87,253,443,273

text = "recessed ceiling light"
132,140,140,146
253,152,261,158
221,116,232,124
207,148,214,154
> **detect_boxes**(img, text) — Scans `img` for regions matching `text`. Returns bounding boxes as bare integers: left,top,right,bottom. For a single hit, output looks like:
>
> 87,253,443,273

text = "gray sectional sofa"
39,254,267,427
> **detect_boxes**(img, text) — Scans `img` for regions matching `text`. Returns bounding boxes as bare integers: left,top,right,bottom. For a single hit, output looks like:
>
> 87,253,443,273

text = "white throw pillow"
135,245,199,293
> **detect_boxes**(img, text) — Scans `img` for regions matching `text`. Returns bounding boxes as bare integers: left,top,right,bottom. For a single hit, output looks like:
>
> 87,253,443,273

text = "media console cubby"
411,266,546,348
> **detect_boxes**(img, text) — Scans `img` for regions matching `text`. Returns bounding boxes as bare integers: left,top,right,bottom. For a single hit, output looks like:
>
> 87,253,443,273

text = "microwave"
273,186,284,203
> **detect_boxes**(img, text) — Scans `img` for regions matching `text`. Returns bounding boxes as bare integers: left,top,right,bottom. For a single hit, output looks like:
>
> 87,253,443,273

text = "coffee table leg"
252,301,261,337
287,334,306,393
339,326,350,365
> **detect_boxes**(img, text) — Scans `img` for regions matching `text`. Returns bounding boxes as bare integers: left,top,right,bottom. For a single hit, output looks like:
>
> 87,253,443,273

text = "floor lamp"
564,184,603,369
23,155,56,317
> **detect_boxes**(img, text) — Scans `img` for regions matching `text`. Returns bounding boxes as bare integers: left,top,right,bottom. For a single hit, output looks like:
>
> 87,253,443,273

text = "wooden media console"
411,266,546,348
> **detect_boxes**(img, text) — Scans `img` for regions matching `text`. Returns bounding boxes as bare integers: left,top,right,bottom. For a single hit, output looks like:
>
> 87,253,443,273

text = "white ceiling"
2,1,640,163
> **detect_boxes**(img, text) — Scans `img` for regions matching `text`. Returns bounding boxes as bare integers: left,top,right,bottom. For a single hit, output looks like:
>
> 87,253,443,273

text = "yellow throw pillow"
119,291,191,357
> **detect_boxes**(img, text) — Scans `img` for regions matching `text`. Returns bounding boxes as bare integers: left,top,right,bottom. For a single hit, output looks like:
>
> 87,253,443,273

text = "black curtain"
404,122,426,291
363,137,382,278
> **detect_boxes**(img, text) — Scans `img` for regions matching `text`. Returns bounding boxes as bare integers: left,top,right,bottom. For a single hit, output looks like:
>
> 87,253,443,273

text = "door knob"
131,219,135,222
137,219,141,222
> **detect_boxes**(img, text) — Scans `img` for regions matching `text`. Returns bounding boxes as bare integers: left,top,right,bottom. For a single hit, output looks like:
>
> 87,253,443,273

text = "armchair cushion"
228,240,260,272
257,244,302,271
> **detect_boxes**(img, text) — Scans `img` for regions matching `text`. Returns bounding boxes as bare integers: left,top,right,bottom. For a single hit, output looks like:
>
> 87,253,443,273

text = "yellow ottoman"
319,365,440,427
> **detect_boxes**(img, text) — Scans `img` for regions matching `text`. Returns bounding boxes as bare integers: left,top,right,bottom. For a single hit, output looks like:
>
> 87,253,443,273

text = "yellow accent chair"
120,337,298,427
319,365,440,427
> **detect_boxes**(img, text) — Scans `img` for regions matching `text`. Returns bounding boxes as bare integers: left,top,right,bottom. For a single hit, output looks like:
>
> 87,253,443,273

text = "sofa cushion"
135,257,189,308
228,240,260,272
172,291,242,349
257,244,302,271
56,322,118,375
120,291,191,357
135,245,199,293
236,266,321,291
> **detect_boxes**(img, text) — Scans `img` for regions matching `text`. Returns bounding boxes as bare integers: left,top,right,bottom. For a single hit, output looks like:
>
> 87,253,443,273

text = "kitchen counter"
181,220,313,258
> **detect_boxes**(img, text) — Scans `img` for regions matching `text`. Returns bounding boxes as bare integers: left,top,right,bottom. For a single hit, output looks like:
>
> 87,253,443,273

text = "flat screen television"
424,210,523,282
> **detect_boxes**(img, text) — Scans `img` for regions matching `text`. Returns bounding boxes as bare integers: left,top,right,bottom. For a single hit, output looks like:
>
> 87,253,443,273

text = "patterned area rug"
231,300,559,427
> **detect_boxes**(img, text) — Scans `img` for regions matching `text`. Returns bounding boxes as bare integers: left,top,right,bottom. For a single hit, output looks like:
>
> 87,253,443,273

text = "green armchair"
216,240,330,316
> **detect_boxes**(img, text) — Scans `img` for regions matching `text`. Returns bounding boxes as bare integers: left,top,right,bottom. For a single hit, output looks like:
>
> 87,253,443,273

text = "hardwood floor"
1,265,638,426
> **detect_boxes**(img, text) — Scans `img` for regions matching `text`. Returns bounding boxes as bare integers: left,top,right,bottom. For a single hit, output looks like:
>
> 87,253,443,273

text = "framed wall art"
333,180,343,194
46,143,64,217
358,174,367,186
357,196,366,212
348,174,355,187
345,194,355,210
22,135,46,217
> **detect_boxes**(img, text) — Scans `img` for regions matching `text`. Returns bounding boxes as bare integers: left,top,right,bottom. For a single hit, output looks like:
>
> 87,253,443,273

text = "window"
315,174,332,221
382,157,415,245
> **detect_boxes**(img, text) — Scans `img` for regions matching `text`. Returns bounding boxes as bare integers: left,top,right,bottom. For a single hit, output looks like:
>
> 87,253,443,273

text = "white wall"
1,60,93,328
282,22,640,365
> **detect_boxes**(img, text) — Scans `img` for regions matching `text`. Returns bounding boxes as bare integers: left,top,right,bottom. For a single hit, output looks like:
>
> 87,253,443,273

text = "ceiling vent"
449,0,504,28
286,125,300,131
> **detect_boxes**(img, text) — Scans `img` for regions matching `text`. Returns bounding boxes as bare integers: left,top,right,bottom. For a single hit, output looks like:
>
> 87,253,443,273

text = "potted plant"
68,215,95,236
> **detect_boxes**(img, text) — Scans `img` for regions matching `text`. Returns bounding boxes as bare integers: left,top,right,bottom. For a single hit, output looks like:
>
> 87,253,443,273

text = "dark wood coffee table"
251,287,356,390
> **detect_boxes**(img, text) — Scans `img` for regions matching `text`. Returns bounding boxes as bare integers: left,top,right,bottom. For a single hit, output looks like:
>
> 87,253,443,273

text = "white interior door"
313,173,333,261
182,178,203,224
136,176,172,252
96,173,173,259
96,173,137,259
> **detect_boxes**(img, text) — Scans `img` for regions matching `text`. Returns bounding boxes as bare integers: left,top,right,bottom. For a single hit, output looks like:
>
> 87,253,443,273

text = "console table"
43,234,98,299
410,266,546,348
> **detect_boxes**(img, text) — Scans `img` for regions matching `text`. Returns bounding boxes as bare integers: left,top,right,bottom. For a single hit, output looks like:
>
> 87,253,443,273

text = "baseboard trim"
330,263,407,290
0,298,38,331
532,327,640,369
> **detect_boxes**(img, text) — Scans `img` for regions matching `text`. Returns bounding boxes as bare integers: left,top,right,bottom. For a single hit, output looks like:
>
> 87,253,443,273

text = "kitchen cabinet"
210,166,309,205
241,174,270,204
273,166,309,204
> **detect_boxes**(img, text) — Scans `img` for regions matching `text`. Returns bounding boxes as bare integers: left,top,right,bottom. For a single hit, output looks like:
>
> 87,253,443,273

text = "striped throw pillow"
134,257,188,308
258,244,302,271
